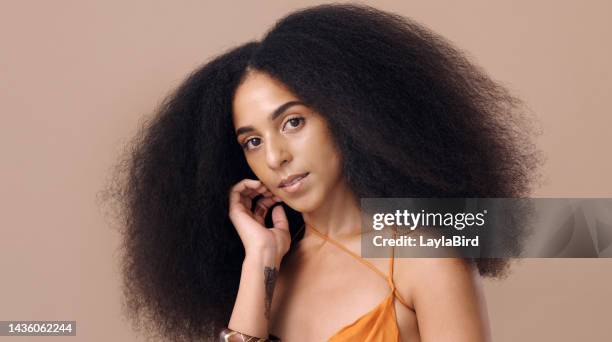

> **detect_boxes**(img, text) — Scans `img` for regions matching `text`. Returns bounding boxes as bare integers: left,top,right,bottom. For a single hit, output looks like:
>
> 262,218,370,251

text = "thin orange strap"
307,224,388,281
388,229,396,278
389,228,411,308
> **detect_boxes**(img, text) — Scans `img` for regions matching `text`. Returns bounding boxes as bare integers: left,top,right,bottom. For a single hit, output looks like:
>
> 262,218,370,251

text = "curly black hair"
98,3,543,341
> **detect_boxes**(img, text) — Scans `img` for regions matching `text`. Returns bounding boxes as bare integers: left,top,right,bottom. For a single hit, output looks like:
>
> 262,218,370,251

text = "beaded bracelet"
219,327,281,341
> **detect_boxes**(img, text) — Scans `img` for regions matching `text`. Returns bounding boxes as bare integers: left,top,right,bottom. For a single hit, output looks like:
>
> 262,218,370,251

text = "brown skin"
232,70,361,239
230,70,491,341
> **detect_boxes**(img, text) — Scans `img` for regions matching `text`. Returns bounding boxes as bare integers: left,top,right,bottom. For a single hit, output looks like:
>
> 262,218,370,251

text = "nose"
265,134,292,169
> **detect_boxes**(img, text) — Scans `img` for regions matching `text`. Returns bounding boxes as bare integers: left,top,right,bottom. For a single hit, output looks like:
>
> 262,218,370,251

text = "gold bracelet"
219,328,281,342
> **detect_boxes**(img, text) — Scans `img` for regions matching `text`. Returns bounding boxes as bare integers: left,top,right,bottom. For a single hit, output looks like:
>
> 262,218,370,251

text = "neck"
301,181,362,240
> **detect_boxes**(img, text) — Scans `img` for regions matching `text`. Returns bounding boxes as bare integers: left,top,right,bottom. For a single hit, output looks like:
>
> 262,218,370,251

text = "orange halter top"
304,224,411,341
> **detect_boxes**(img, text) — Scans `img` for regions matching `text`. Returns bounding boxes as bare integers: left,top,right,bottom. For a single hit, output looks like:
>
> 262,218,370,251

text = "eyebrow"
235,100,305,137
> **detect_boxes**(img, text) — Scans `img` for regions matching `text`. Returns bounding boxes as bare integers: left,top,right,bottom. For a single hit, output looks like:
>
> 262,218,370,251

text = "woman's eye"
242,137,261,150
283,116,305,130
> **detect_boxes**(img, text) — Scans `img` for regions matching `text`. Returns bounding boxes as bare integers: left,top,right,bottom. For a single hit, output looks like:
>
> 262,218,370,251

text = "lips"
279,172,309,188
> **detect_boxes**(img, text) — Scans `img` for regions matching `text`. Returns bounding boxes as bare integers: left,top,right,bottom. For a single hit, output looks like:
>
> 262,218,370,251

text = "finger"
260,188,274,197
271,205,289,232
252,196,278,223
261,190,282,201
243,188,260,201
245,185,272,205
245,183,266,198
256,185,273,197
259,188,282,202
241,184,273,210
239,178,262,190
229,179,259,199
229,179,261,212
253,205,266,225
255,196,278,210
237,189,256,210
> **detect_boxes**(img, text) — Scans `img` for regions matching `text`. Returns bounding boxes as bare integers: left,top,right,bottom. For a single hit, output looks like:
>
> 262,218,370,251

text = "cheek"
246,156,267,180
246,159,278,192
315,144,343,185
322,137,342,170
328,155,343,185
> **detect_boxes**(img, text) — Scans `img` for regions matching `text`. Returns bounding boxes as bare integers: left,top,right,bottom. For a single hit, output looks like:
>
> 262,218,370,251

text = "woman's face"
232,71,343,213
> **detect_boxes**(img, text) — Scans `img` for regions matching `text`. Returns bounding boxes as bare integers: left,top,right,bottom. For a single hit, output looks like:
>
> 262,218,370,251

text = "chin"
284,192,323,214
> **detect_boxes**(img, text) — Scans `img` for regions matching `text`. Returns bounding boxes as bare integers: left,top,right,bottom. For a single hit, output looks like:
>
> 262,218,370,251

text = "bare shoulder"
393,257,492,342
396,257,479,287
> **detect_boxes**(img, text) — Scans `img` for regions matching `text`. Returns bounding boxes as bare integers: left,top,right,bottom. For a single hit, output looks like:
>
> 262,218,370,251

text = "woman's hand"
228,179,291,263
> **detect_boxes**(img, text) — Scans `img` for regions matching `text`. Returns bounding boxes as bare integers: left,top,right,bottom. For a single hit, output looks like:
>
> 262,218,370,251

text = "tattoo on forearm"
264,266,278,320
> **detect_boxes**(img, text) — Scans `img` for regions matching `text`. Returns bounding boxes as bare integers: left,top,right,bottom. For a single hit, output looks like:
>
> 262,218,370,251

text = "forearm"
227,248,279,339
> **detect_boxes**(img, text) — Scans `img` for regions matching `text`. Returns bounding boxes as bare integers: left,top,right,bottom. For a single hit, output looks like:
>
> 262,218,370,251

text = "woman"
103,3,542,341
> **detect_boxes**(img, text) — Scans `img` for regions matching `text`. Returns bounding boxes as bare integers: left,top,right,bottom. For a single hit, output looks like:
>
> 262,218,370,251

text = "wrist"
245,247,279,266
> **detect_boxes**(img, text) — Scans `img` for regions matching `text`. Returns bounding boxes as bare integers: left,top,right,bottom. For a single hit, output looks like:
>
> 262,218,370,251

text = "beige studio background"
1,1,611,341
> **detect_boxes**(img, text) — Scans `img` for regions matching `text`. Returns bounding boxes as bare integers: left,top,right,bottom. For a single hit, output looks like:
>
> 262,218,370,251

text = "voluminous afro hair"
99,3,543,341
